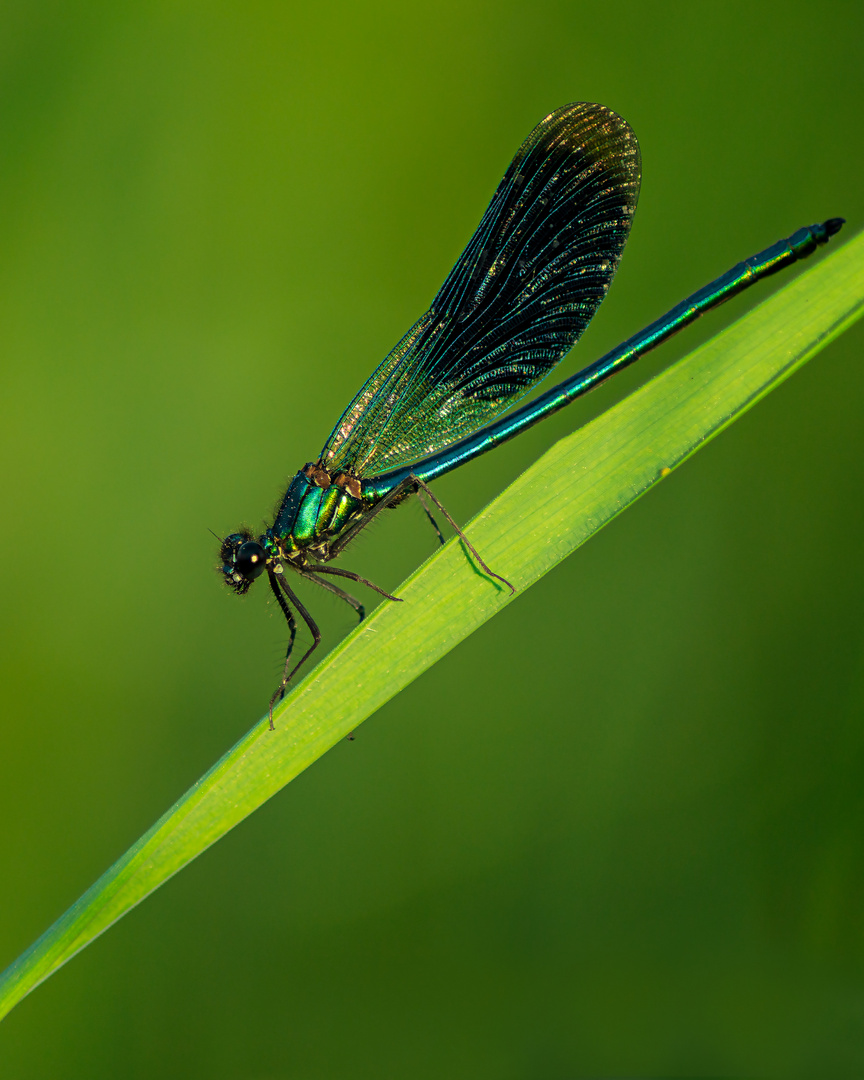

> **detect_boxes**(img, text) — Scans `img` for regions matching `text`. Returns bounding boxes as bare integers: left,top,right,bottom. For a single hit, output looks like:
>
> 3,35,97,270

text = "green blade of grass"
2,230,863,1020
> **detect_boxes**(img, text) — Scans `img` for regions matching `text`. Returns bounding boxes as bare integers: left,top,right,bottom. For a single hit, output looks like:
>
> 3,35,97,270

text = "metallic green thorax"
265,465,369,557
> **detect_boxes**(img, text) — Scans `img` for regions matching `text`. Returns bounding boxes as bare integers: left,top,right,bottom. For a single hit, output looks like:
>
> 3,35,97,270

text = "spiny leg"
331,472,512,592
301,569,365,621
276,572,323,681
267,570,323,726
299,570,365,744
408,474,515,594
311,563,402,602
267,570,298,730
416,486,446,547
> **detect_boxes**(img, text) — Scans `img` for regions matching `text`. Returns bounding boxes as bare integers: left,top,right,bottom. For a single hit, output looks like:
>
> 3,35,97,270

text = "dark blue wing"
321,102,641,477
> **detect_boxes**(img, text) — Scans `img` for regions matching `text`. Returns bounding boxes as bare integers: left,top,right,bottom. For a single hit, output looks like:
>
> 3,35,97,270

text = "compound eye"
235,540,267,581
220,533,245,565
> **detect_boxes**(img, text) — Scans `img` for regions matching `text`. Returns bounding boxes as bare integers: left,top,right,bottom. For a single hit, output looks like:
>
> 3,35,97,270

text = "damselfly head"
220,531,267,595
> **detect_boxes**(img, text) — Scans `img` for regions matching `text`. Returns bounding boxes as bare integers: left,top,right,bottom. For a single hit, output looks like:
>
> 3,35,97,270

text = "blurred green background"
1,2,863,1076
